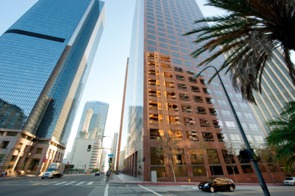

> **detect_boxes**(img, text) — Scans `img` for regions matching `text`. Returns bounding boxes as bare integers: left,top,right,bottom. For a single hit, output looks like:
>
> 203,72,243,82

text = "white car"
284,177,295,185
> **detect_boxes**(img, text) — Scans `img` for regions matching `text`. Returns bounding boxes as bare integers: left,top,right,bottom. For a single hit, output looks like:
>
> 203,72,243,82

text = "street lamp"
194,66,270,196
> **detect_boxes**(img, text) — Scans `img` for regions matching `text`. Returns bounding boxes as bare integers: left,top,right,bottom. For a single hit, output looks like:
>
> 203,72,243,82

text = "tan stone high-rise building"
117,0,284,183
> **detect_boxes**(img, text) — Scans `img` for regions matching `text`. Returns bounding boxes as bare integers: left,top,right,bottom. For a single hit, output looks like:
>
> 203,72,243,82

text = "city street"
0,174,295,196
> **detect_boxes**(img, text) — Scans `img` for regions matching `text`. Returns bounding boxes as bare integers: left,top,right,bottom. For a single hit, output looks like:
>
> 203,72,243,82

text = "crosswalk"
31,180,97,186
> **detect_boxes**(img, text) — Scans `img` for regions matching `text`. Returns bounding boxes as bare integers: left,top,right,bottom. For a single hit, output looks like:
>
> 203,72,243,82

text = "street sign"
108,154,113,157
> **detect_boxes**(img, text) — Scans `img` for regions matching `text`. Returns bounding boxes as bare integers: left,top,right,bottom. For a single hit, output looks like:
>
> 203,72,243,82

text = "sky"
0,0,294,155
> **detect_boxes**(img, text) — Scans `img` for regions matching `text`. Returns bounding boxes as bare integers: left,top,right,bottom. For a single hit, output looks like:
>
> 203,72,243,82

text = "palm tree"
266,101,295,172
185,0,295,103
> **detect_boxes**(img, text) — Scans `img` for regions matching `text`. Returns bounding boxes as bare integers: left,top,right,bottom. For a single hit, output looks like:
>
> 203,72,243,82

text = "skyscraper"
69,101,109,170
118,0,284,182
249,49,295,134
0,0,105,174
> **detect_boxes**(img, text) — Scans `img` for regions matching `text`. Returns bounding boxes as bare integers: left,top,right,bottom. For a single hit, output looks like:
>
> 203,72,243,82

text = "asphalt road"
1,174,295,196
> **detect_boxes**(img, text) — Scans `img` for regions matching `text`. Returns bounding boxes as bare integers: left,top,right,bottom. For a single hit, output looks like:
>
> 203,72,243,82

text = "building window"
221,110,231,117
176,74,185,81
168,103,178,112
187,130,199,141
202,132,214,141
196,106,206,114
36,148,43,154
210,166,224,175
254,135,265,143
149,101,158,110
212,120,220,128
203,88,209,94
217,99,227,106
184,117,195,126
169,116,181,125
150,129,164,140
209,108,217,115
1,141,9,149
222,149,236,164
168,130,182,140
249,123,259,132
151,147,164,165
181,104,192,113
230,134,241,141
192,166,207,176
191,86,200,92
206,98,212,104
166,92,176,99
217,133,224,142
164,81,174,88
7,132,18,136
207,149,220,164
188,77,197,83
193,96,203,103
226,166,239,174
241,165,253,173
174,67,183,72
163,72,173,79
225,121,236,128
148,69,156,76
179,93,190,101
200,119,210,127
177,83,187,90
190,149,204,164
173,148,186,165
187,70,195,75
149,113,159,123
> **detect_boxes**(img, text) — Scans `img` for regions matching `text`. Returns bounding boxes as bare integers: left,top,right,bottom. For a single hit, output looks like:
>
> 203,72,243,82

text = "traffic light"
109,157,112,163
87,145,91,152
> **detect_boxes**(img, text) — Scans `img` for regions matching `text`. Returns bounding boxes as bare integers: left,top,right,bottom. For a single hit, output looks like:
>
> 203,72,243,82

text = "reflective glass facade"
0,0,105,145
249,49,295,133
70,101,109,170
76,101,109,139
119,0,283,182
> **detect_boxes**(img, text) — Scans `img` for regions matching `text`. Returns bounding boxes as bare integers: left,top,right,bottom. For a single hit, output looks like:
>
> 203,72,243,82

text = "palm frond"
185,0,295,102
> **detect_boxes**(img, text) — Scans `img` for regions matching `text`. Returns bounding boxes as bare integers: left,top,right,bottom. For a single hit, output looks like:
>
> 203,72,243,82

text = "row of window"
149,128,264,143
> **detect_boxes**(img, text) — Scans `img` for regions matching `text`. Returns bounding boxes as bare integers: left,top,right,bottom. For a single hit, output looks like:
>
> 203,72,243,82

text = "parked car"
94,172,100,176
284,177,295,185
198,177,235,193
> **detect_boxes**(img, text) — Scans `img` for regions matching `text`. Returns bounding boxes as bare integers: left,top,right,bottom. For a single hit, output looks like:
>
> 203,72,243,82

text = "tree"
185,0,295,103
266,101,295,172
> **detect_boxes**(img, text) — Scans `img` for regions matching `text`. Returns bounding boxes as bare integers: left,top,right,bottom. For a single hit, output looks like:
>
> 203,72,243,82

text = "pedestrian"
105,170,111,182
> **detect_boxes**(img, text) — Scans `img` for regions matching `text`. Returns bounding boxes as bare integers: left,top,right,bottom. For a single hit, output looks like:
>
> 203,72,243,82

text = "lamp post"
194,66,270,196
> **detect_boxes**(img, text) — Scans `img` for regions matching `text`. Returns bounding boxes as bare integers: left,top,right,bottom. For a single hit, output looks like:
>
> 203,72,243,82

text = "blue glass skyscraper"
0,0,105,145
0,0,105,174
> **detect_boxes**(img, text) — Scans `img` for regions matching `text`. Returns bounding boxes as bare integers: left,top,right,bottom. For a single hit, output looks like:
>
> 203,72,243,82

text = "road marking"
87,182,93,185
54,181,67,185
104,184,109,196
138,185,162,196
76,181,85,185
64,181,76,185
33,182,48,185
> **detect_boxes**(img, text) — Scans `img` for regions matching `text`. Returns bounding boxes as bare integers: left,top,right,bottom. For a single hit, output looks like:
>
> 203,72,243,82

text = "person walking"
105,170,111,182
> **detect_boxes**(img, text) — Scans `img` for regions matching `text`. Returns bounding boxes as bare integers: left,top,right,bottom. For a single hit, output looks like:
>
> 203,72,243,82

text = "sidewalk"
109,174,198,185
109,174,284,186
